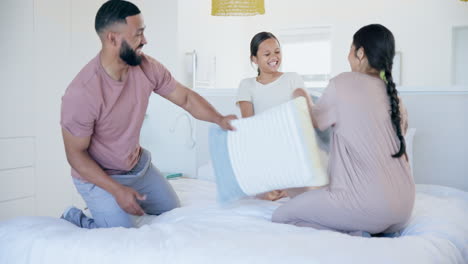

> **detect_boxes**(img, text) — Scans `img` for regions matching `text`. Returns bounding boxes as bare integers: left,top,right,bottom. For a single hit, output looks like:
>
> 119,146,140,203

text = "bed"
0,177,467,264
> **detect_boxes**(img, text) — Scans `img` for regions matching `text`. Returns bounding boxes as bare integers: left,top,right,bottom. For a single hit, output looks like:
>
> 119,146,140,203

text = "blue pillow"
209,126,246,203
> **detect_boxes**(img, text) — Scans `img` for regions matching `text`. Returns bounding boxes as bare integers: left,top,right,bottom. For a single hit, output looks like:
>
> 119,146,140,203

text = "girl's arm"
238,101,255,118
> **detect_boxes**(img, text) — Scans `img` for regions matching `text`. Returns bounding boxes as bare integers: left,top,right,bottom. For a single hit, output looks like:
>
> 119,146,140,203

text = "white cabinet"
0,0,36,221
0,138,36,221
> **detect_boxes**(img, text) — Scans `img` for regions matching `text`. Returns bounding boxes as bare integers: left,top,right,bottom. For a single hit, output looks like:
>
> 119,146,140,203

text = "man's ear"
105,31,118,47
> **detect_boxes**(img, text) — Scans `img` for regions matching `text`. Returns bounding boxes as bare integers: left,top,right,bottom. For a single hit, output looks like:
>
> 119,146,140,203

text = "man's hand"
113,185,147,216
62,128,147,216
217,114,237,131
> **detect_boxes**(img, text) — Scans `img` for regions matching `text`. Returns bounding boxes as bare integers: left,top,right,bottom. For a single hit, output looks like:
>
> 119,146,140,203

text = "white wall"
177,0,253,88
401,91,468,190
453,26,468,86
176,0,468,89
0,0,35,138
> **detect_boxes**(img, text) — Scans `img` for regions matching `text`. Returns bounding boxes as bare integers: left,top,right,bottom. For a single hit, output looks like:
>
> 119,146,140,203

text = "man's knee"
165,196,181,211
98,218,133,228
91,209,133,228
143,195,181,215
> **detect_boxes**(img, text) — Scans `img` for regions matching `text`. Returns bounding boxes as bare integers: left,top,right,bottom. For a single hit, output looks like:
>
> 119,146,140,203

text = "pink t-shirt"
61,53,176,179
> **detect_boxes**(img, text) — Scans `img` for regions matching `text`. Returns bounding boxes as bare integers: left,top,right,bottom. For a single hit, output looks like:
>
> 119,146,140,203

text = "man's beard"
119,40,143,66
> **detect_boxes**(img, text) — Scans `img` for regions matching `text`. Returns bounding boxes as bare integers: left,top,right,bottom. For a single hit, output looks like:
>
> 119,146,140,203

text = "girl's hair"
353,24,405,158
250,32,279,76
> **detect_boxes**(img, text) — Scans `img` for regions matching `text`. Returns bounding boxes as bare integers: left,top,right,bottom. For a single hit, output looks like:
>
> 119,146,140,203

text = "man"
60,0,236,228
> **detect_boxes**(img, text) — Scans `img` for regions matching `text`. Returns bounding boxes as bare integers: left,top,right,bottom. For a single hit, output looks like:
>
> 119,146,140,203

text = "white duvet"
0,179,467,264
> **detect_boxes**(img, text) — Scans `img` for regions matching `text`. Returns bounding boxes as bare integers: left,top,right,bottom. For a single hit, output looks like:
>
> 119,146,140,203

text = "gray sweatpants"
70,148,180,228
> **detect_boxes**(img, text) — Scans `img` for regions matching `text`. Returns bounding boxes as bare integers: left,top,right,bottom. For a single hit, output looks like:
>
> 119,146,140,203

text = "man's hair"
95,0,141,35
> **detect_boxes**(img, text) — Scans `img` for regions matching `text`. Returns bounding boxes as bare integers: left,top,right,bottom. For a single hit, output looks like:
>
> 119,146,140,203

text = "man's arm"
62,128,146,216
163,82,237,130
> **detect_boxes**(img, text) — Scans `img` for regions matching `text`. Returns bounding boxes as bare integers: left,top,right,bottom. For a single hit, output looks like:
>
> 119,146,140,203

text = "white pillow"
205,127,414,183
209,97,329,203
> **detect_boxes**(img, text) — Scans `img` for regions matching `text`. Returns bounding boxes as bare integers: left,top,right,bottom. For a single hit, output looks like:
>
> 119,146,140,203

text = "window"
278,26,332,88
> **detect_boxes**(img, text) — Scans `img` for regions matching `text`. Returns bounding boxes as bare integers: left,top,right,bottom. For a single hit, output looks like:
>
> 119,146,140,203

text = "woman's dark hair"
95,0,141,35
250,32,279,76
353,24,405,158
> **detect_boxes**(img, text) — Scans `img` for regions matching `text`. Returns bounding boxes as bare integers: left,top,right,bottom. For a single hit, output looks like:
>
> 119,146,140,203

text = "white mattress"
0,178,467,264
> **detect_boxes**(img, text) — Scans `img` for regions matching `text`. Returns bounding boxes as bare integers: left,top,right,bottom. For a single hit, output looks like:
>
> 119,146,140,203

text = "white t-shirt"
236,72,305,114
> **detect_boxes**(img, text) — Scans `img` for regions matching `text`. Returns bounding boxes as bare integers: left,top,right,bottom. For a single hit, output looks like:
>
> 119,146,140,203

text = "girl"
236,32,305,201
272,24,415,235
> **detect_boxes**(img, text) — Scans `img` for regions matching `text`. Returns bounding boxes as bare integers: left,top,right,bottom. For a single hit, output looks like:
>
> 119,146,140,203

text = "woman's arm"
398,96,408,135
292,88,319,129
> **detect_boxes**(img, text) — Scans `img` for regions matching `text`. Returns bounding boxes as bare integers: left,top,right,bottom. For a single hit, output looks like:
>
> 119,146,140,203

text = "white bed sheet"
0,178,467,264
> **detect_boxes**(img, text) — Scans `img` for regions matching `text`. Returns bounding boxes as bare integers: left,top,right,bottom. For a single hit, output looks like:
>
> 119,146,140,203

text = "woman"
272,24,415,235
